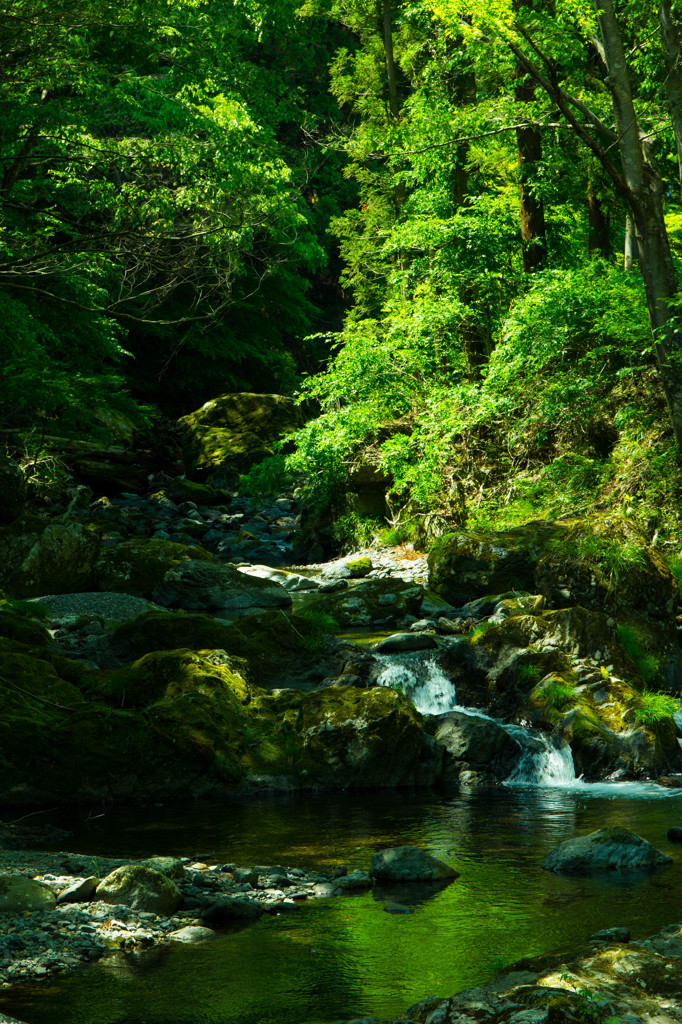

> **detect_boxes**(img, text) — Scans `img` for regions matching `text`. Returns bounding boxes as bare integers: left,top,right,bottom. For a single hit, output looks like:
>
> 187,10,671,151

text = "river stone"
153,560,292,613
57,876,99,904
668,826,682,842
434,711,516,765
96,864,183,914
589,926,630,943
200,896,263,925
543,827,673,874
374,633,438,653
0,875,57,913
168,925,215,943
335,870,372,891
138,856,185,880
369,846,459,883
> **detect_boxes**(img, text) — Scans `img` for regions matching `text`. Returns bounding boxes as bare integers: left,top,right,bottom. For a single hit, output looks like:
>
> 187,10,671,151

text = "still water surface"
3,783,682,1024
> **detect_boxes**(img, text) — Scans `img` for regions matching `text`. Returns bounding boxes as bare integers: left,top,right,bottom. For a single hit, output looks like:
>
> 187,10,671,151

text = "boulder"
153,560,292,614
169,925,215,943
543,826,672,874
179,393,301,480
0,460,26,525
0,519,100,598
374,633,438,653
200,896,263,925
96,538,213,597
57,876,99,904
369,846,458,883
0,875,57,913
138,856,185,880
300,579,424,627
434,711,517,766
95,864,183,914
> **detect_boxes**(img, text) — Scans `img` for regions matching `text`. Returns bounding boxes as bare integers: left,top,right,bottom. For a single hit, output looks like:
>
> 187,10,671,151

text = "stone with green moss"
0,608,51,648
299,579,423,627
1,519,100,598
179,393,301,479
0,876,57,913
95,538,213,598
151,479,232,507
343,556,373,578
153,560,291,613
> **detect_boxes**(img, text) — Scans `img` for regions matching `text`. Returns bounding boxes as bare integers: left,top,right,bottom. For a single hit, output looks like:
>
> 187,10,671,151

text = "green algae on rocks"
95,538,213,598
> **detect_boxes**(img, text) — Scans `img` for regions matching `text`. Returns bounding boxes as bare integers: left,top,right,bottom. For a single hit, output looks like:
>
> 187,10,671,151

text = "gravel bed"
0,845,365,996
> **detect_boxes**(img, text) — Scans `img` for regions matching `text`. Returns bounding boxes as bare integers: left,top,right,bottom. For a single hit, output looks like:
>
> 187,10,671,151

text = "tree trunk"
658,0,682,198
587,186,610,258
597,0,682,448
382,0,400,119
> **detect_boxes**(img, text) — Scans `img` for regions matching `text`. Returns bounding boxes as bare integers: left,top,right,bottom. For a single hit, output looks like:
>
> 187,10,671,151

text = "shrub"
632,689,679,727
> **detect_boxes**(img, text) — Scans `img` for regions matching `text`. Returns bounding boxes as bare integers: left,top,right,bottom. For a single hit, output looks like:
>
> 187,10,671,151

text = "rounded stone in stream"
138,856,185,879
374,633,438,653
369,846,459,883
168,925,216,943
57,876,99,904
589,926,631,944
0,876,57,913
668,827,682,842
544,827,672,874
96,865,183,915
201,896,263,925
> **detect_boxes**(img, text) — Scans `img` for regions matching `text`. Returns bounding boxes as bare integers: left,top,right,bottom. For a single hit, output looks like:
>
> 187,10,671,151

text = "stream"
3,653,682,1024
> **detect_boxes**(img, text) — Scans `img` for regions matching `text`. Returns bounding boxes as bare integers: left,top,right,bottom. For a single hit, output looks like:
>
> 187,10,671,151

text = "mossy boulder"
300,579,424,627
0,517,100,598
0,608,52,647
108,609,345,690
179,393,301,480
0,876,56,913
429,517,678,631
96,865,183,914
153,560,291,614
0,460,26,525
95,538,213,598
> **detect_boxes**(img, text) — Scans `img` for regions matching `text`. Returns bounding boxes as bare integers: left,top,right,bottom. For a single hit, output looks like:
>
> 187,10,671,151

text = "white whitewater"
374,651,458,716
374,650,578,787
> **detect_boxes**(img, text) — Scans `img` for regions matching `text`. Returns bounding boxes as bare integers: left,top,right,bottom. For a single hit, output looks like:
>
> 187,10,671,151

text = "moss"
2,519,100,598
0,609,51,647
96,538,212,597
344,556,372,577
299,579,423,626
103,648,251,709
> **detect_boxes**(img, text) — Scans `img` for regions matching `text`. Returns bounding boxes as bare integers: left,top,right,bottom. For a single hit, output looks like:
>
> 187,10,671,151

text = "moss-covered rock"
95,539,213,597
150,479,232,507
0,608,52,647
95,865,183,914
179,393,301,480
108,609,343,690
0,519,100,598
300,579,424,627
153,560,292,614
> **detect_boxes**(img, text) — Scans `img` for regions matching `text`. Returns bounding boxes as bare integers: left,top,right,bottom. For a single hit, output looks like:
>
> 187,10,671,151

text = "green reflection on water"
3,786,682,1024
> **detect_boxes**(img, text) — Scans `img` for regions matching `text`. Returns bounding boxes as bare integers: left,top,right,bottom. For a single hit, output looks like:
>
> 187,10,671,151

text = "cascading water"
375,649,578,787
374,651,458,716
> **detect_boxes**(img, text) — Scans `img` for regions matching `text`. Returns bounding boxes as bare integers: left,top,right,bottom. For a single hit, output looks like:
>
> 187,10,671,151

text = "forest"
4,2,682,1024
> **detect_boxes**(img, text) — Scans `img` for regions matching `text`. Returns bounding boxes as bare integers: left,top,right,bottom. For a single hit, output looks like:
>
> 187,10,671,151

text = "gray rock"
335,870,372,891
201,896,263,925
236,564,320,592
544,827,673,874
96,865,183,915
154,560,292,613
434,711,516,765
374,632,438,653
233,867,259,886
57,876,99,904
168,925,215,943
369,846,459,883
0,876,57,913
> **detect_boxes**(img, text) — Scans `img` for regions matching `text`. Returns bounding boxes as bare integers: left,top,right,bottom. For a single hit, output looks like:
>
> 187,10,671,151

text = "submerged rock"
369,846,458,883
543,826,672,874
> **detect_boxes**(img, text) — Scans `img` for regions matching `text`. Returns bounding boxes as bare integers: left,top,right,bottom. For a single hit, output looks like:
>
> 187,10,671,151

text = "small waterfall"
374,652,458,716
375,648,578,787
503,725,578,787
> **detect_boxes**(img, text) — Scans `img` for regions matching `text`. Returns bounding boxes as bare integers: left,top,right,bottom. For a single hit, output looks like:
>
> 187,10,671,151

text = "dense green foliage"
3,0,682,548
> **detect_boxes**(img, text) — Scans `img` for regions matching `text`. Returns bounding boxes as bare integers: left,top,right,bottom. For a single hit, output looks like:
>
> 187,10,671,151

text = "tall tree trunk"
514,66,546,271
624,214,637,269
382,0,400,119
658,0,682,199
597,0,682,449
